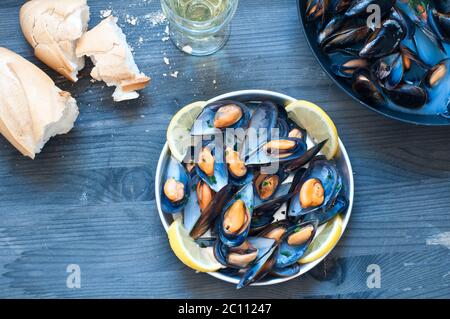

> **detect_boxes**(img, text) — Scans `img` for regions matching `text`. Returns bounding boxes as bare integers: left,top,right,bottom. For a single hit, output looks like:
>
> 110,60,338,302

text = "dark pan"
297,0,450,126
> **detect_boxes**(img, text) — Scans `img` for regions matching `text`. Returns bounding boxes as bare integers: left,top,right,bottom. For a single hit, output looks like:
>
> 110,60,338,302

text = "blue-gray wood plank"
0,0,449,298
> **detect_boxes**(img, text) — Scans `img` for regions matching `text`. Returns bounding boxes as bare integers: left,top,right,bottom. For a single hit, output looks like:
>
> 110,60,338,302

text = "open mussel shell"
195,141,228,192
423,59,449,88
189,183,235,239
254,183,293,214
224,146,254,186
331,58,368,78
274,220,318,268
257,219,293,242
288,156,342,218
161,156,191,214
246,137,307,166
241,101,278,160
219,183,254,247
302,195,348,225
190,100,250,136
214,237,275,271
372,53,404,89
253,168,288,202
237,238,278,289
282,139,327,173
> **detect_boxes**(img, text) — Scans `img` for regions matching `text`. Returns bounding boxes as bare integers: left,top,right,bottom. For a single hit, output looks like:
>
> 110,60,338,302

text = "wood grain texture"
0,0,449,298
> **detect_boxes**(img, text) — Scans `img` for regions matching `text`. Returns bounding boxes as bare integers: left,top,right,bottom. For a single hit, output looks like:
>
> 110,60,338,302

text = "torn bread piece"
76,16,151,102
20,0,90,82
0,48,79,159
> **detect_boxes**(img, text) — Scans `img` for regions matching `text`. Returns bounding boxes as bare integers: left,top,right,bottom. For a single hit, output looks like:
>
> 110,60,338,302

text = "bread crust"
20,0,90,82
0,48,79,159
76,16,150,101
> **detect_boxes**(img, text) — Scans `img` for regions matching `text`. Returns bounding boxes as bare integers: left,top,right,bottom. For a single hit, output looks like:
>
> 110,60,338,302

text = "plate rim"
155,89,355,286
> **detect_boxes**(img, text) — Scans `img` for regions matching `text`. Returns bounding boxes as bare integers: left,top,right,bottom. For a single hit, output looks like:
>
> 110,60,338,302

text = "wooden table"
0,0,449,298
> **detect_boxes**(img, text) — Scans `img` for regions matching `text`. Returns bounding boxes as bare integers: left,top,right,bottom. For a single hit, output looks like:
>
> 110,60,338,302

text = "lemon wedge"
286,100,339,160
168,219,223,272
167,101,207,163
299,214,343,264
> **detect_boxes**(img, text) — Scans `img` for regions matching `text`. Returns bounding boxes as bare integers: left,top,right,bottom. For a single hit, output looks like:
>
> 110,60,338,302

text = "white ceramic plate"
155,90,354,286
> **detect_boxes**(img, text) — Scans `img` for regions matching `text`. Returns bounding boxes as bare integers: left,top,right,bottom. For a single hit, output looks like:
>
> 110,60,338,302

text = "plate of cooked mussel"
155,90,354,288
299,0,450,125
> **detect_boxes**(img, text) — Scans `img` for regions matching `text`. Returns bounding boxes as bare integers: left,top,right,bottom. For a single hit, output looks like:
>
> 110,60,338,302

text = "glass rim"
161,0,239,26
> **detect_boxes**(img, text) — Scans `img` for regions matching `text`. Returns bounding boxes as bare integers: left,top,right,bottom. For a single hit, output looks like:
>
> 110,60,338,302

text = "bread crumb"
212,80,217,85
126,14,138,25
138,36,144,43
100,9,112,18
163,73,167,76
163,57,170,65
182,45,193,54
170,71,179,78
145,10,167,26
161,36,170,42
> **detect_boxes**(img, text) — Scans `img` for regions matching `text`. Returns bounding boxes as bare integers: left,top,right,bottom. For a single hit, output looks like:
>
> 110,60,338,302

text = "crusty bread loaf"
76,16,150,102
0,48,79,159
20,0,90,82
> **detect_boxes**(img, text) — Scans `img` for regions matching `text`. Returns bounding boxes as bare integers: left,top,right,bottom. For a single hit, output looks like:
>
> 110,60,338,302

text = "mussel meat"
191,100,250,136
195,142,228,192
288,157,342,218
275,220,318,268
237,237,278,289
306,0,330,22
219,183,254,247
161,157,190,214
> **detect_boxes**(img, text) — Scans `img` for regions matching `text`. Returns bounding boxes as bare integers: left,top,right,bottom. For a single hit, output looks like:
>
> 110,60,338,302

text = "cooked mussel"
303,195,348,225
237,237,278,289
257,220,292,242
382,83,428,109
359,19,405,59
241,101,278,160
275,220,318,268
372,53,404,89
214,240,259,269
246,137,307,166
195,142,228,192
188,183,235,239
332,58,368,78
424,59,448,87
344,0,395,20
191,100,250,136
323,25,371,53
306,0,330,22
161,157,190,214
219,183,254,247
288,157,342,218
352,69,386,107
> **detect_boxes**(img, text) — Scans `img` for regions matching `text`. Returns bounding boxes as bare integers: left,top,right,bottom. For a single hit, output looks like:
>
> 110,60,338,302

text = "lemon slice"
167,101,207,163
168,219,223,272
298,214,343,264
285,100,339,160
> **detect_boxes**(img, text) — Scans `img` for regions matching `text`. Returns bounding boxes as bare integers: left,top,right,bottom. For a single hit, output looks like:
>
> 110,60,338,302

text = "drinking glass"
161,0,239,56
